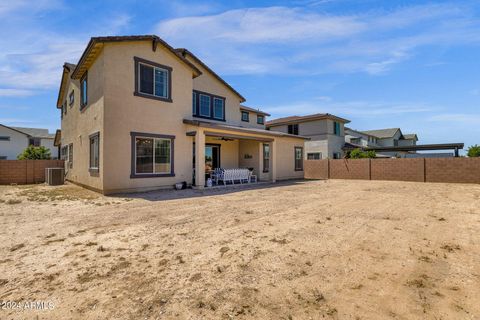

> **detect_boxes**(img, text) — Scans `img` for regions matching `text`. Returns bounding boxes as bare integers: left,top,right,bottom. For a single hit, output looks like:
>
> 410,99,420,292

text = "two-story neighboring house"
56,35,307,194
345,127,379,147
0,124,57,159
266,113,350,159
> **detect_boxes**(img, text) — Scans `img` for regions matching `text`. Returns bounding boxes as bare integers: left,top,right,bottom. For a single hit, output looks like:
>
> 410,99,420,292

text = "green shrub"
467,145,480,157
17,145,51,160
347,148,376,159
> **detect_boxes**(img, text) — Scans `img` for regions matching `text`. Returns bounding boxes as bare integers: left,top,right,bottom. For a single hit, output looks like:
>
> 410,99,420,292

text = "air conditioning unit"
45,168,65,185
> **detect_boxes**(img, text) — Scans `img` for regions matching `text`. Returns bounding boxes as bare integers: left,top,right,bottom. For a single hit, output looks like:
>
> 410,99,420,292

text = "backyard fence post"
369,159,372,180
423,158,426,182
327,159,330,179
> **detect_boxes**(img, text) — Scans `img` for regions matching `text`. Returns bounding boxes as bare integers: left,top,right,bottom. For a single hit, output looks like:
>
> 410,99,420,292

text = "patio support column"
195,129,206,188
271,139,277,183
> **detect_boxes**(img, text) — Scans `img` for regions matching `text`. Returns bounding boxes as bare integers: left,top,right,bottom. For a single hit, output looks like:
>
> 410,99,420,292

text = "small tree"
17,145,51,160
347,148,376,159
467,145,480,157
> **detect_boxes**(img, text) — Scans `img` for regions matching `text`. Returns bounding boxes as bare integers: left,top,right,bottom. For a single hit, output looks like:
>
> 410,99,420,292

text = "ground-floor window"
131,132,175,178
294,146,303,171
89,132,99,173
333,152,342,159
307,152,321,160
68,143,73,168
263,143,270,173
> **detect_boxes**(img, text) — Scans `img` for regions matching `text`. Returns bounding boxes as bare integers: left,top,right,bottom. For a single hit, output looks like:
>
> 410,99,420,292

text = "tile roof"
266,113,350,126
10,126,55,139
362,128,401,139
240,105,270,116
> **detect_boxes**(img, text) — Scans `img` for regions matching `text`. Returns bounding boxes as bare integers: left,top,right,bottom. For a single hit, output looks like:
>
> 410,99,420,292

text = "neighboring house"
0,124,57,159
361,128,418,157
57,35,307,194
266,113,350,159
345,127,379,147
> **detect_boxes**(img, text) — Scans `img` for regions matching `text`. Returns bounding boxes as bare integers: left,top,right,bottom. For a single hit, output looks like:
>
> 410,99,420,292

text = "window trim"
89,132,100,175
294,146,304,171
80,72,88,110
192,89,226,122
307,152,322,160
68,143,73,168
213,97,225,120
288,124,299,135
241,111,249,122
257,114,265,125
133,56,172,103
69,90,74,107
263,143,270,173
130,132,175,178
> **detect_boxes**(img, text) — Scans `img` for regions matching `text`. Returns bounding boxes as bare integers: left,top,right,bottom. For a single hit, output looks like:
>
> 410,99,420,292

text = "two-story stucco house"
56,35,307,194
266,114,350,159
344,127,379,148
0,124,57,159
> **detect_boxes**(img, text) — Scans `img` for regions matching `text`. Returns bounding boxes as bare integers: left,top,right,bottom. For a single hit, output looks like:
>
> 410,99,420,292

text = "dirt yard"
1,180,479,320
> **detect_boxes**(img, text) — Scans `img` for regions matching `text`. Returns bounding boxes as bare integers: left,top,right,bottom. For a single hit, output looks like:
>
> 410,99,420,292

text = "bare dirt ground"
1,180,479,320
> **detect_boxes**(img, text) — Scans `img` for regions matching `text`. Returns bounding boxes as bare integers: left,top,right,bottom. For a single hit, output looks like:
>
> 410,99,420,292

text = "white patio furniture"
215,168,254,186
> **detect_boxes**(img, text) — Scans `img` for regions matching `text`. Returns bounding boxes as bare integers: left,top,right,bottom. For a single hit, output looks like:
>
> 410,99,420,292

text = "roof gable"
266,113,350,127
71,35,202,80
176,48,246,103
362,128,402,139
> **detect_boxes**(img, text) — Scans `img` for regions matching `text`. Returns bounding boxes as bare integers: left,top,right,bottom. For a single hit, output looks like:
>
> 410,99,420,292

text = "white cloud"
263,100,435,118
155,4,480,76
0,89,36,97
0,7,131,92
428,113,480,124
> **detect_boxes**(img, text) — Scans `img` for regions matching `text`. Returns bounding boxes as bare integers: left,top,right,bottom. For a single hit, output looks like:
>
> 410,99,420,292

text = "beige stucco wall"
60,51,105,191
275,137,305,180
186,55,265,129
101,42,195,193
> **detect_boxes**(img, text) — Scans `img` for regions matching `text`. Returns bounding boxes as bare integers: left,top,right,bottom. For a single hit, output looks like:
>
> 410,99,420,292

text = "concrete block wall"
0,160,64,185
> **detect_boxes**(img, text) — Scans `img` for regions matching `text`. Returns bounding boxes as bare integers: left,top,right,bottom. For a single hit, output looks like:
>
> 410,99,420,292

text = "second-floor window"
257,115,265,125
80,73,88,109
134,57,172,102
192,90,225,121
288,124,299,135
69,90,74,107
241,111,249,122
28,138,41,147
333,121,341,136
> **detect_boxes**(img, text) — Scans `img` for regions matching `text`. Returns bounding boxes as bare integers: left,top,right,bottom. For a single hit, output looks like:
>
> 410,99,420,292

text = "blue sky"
1,0,479,151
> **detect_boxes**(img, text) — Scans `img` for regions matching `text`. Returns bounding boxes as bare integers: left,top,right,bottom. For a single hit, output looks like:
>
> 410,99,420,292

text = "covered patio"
185,120,278,188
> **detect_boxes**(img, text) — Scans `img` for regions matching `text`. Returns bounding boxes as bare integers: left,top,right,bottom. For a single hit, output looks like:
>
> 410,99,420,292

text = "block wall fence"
304,158,480,184
0,160,64,185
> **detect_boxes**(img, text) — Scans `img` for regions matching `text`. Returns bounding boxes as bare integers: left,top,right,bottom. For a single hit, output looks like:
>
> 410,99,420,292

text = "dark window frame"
0,136,10,141
68,143,73,168
130,132,175,178
288,124,299,135
294,146,304,171
89,132,100,175
192,89,226,122
134,56,173,103
307,152,322,160
241,111,250,122
263,143,270,173
28,137,41,147
69,90,74,107
333,121,341,136
257,114,265,125
192,91,197,115
80,72,88,110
